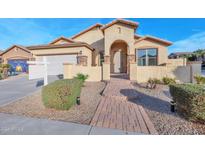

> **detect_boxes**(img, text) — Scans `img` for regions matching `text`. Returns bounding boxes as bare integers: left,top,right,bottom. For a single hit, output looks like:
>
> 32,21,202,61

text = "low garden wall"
130,62,201,83
63,63,102,81
167,58,186,66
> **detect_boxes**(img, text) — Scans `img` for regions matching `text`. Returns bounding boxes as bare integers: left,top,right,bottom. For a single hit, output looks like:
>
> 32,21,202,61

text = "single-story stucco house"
0,18,201,82
169,52,193,59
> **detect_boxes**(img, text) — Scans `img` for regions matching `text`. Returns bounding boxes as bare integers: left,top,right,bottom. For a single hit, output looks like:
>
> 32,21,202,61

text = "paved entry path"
91,74,158,134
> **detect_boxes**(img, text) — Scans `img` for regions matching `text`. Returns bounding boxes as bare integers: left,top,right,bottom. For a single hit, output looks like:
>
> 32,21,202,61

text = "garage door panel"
8,59,28,73
39,55,77,75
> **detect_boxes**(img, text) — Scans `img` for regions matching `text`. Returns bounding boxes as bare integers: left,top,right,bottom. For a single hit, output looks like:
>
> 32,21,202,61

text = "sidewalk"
0,113,143,135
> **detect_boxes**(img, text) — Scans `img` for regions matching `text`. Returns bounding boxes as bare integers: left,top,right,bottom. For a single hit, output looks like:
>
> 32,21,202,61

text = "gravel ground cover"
0,82,105,125
132,83,205,135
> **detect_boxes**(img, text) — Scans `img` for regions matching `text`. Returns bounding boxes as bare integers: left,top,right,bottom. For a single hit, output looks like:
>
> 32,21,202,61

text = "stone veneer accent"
77,55,88,66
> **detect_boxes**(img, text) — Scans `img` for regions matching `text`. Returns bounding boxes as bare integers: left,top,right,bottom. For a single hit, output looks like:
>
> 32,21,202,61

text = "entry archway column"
128,54,136,77
102,55,110,81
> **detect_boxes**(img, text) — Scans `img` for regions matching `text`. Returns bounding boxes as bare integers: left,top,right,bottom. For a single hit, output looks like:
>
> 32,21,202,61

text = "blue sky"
0,18,205,53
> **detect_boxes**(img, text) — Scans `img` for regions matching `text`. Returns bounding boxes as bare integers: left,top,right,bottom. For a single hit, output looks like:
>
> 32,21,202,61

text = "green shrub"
42,78,83,110
162,77,176,85
75,73,88,82
147,78,161,89
0,64,10,69
194,75,205,84
169,84,205,123
0,64,11,79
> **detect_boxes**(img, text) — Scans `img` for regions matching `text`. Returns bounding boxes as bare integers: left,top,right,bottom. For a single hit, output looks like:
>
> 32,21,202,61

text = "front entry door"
114,50,122,73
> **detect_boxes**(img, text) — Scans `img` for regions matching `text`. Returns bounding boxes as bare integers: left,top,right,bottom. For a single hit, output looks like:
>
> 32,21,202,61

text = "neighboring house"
0,50,3,63
0,18,201,82
1,45,33,72
169,52,193,59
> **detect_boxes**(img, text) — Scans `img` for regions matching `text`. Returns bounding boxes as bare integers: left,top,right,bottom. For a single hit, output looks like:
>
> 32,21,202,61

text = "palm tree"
193,49,205,61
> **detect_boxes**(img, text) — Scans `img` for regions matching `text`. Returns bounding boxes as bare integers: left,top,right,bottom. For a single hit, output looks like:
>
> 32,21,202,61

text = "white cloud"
170,31,205,53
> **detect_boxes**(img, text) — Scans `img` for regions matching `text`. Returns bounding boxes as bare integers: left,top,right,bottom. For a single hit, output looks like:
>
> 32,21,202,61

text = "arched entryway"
110,40,128,73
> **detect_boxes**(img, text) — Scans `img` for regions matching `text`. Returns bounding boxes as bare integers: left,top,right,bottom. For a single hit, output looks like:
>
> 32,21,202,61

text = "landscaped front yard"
1,73,205,135
132,82,205,135
0,81,105,125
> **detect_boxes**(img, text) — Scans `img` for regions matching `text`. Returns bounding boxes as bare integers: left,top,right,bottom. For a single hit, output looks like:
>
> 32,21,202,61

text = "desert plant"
169,84,205,123
146,78,161,89
162,77,176,85
0,64,11,79
194,75,205,84
75,73,88,82
42,78,83,110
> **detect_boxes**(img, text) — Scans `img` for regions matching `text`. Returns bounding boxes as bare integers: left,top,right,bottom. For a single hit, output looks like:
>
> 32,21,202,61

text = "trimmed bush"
194,75,205,84
42,79,83,110
169,84,205,123
162,77,176,85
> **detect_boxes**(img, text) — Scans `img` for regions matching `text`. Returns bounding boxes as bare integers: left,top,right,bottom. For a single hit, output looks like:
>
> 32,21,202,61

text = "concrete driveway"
0,75,59,106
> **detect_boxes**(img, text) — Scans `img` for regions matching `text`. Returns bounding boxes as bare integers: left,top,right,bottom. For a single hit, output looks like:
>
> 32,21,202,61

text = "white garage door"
37,54,77,75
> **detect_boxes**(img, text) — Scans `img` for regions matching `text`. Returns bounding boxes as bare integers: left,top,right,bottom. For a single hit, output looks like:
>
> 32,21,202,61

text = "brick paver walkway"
91,74,158,134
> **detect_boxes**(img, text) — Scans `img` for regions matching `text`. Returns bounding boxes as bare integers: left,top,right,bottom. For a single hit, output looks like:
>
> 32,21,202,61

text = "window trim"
135,48,158,66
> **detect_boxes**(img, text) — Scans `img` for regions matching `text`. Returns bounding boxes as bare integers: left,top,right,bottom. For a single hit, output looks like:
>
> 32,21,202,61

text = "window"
138,49,146,66
100,52,104,66
137,48,157,66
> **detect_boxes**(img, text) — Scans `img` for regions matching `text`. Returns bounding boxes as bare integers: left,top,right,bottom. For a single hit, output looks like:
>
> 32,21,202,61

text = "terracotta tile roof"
27,42,95,51
1,45,31,55
101,18,139,31
134,35,172,46
49,36,75,44
71,23,103,39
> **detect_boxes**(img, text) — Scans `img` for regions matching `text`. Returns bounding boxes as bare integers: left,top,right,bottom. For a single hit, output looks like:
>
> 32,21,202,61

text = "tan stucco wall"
188,63,202,83
134,39,168,65
63,64,102,81
102,63,110,80
130,64,192,83
73,27,104,52
167,58,186,66
104,23,135,56
2,47,33,64
30,46,93,66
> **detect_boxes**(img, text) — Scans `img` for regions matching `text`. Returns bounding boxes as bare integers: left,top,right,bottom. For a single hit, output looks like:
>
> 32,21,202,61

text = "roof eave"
71,23,103,39
49,36,75,44
1,45,31,56
27,43,95,51
135,36,172,46
101,19,139,31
